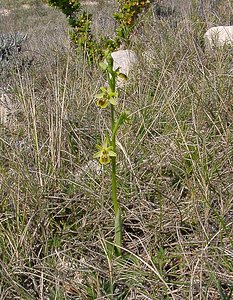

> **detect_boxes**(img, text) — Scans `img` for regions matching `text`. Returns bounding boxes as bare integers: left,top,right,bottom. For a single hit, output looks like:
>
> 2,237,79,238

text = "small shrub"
48,0,151,63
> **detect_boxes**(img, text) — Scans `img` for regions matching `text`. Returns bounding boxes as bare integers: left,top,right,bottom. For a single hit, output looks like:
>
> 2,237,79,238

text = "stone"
0,92,11,125
110,50,137,87
0,104,7,125
111,50,137,77
0,91,17,127
204,26,233,50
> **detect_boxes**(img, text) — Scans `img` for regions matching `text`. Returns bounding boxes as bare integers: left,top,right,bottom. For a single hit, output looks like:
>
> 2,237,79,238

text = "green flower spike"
94,137,116,165
95,86,118,109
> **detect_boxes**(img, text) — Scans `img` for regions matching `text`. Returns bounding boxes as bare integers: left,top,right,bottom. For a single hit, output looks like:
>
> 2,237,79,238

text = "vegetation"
0,0,232,299
48,0,151,62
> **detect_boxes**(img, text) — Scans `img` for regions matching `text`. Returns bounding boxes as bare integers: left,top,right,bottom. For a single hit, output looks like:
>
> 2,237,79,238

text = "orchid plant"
94,51,130,255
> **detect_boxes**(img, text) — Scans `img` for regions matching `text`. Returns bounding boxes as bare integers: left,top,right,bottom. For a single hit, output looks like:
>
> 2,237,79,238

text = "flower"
96,97,109,109
93,137,116,165
95,86,118,109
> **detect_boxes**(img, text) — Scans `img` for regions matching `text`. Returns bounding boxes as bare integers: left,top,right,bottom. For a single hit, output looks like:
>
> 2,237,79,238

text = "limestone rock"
107,50,137,87
204,26,233,50
111,49,137,78
0,92,11,125
0,91,18,127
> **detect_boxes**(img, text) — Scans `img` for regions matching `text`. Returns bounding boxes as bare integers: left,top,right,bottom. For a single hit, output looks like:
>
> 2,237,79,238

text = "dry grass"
0,0,232,299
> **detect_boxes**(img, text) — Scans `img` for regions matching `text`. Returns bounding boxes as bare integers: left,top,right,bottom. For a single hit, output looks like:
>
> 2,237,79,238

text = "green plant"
48,0,100,62
114,0,151,45
48,0,151,62
94,51,130,255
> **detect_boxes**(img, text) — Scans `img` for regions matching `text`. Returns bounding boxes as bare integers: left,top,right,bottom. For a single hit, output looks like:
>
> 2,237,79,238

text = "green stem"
111,147,122,255
108,69,122,255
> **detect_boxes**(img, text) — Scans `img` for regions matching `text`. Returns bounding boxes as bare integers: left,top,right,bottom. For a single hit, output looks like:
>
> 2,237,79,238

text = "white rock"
0,92,18,126
109,50,137,87
204,26,233,50
0,104,7,125
0,93,11,125
111,50,137,77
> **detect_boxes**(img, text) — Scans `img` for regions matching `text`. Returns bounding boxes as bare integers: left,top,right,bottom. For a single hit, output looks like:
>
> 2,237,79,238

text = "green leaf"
93,151,101,158
99,62,107,70
107,86,113,93
95,93,104,99
118,110,131,126
108,150,116,157
109,97,117,105
113,110,131,136
95,144,102,150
